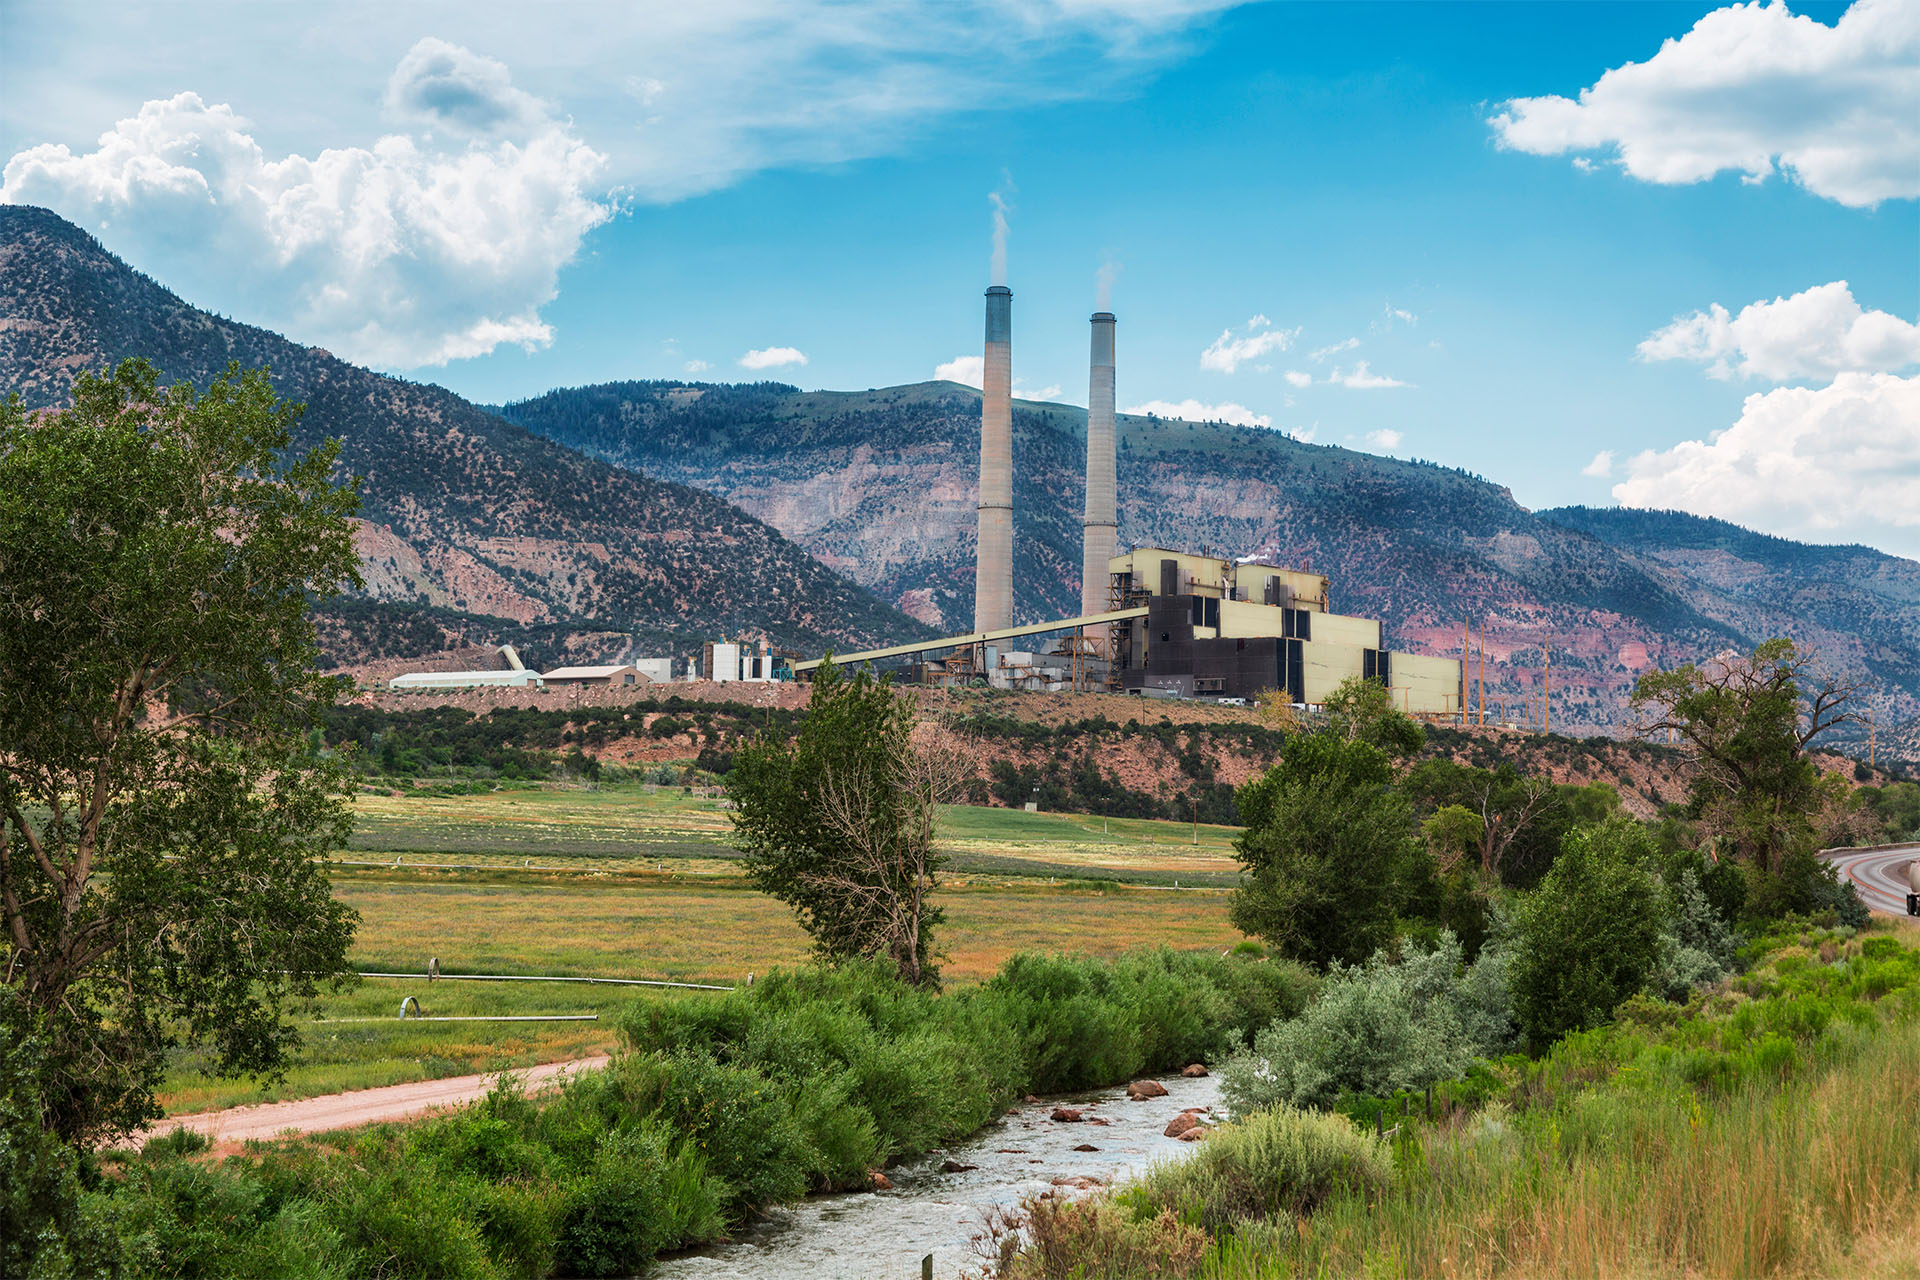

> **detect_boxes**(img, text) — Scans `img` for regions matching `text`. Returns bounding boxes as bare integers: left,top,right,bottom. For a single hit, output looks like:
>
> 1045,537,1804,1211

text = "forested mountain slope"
0,206,936,665
499,379,1920,751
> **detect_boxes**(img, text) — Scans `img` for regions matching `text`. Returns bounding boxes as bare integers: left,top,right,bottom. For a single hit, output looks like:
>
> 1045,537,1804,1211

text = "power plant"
794,264,1470,720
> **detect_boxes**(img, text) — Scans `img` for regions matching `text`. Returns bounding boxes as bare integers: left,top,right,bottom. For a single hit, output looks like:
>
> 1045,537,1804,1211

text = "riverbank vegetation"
28,950,1309,1279
985,919,1920,1279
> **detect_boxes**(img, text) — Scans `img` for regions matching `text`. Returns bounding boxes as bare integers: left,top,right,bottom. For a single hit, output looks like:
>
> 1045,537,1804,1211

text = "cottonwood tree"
1230,732,1423,968
0,360,361,1144
728,661,965,986
1632,639,1861,879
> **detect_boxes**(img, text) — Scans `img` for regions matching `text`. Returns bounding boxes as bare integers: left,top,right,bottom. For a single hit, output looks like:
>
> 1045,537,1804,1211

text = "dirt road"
130,1054,611,1149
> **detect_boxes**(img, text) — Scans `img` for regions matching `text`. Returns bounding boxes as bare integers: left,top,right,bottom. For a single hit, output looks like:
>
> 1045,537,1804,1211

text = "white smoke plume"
988,179,1013,286
1095,260,1120,310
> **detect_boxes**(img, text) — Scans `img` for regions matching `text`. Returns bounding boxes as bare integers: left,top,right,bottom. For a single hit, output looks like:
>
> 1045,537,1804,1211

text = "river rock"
869,1170,893,1190
1126,1080,1169,1100
1050,1107,1083,1122
1164,1113,1201,1139
1072,1143,1100,1152
1182,1063,1209,1077
1177,1127,1209,1142
1087,1117,1111,1126
941,1160,977,1173
1051,1174,1103,1189
1024,1094,1041,1103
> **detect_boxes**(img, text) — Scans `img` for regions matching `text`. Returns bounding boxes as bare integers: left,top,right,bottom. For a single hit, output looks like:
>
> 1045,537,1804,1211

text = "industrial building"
542,664,644,687
790,276,1468,719
389,645,545,691
702,638,789,683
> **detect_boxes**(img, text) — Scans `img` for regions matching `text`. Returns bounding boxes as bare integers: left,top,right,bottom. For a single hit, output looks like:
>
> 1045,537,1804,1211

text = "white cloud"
1582,449,1615,478
1613,372,1920,556
739,345,808,370
1,46,609,368
936,355,984,387
1124,398,1272,428
5,3,1243,205
1373,303,1417,331
1283,370,1312,388
1200,316,1299,374
2,3,1239,366
684,359,710,374
1489,0,1920,208
1290,426,1318,444
1364,428,1403,452
1638,280,1920,382
1309,337,1360,362
1020,384,1063,402
1328,361,1410,389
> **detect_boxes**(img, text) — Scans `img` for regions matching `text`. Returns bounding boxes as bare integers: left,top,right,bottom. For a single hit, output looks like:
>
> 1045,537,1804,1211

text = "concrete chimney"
974,285,1014,633
1081,312,1117,636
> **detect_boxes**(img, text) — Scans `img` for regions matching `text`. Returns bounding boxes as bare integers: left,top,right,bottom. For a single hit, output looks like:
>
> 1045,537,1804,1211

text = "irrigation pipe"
354,971,735,991
317,1014,601,1023
331,858,735,876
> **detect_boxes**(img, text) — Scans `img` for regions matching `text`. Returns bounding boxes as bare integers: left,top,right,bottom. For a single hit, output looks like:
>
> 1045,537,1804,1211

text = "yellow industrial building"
1107,547,1461,715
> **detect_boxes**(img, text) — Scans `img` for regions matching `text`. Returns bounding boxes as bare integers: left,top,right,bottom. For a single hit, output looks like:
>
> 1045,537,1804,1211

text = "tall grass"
989,923,1920,1280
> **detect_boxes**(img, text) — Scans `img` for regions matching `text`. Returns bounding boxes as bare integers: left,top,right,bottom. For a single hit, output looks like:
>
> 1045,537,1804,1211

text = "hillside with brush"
0,206,938,665
497,379,1920,753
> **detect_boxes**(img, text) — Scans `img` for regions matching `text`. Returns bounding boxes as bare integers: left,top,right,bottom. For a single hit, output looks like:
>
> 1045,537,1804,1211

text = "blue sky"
4,1,1917,553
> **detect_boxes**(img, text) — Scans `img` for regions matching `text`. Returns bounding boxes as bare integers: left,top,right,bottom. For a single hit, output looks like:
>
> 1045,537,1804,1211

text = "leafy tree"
0,360,361,1144
1400,758,1573,889
1507,819,1668,1048
1322,675,1425,757
1631,638,1855,877
1229,734,1423,968
727,661,963,986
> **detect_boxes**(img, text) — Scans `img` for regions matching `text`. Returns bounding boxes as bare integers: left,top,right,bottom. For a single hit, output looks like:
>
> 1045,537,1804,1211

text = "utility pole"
1477,620,1486,727
1460,618,1469,727
1543,646,1550,735
1191,798,1198,846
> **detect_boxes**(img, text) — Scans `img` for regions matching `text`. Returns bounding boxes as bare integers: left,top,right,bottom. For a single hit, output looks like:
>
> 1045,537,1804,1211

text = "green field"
158,786,1247,1114
346,782,1245,882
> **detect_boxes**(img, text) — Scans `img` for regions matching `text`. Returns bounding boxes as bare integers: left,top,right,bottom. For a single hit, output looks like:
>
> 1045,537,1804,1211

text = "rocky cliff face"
499,380,1920,753
0,207,936,663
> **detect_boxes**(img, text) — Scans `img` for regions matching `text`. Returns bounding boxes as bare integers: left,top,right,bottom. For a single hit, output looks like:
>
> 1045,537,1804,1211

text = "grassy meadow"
157,785,1245,1114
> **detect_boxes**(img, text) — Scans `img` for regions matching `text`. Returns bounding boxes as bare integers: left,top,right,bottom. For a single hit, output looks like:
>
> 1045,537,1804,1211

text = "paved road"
1826,844,1918,918
128,1053,611,1149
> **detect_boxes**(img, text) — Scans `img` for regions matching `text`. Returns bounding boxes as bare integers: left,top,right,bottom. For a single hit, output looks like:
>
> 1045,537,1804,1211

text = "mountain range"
495,380,1920,753
0,205,935,667
4,204,1913,755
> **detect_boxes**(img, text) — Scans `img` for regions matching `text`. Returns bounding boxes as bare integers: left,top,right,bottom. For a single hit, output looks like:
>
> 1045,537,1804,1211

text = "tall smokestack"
974,285,1014,634
1082,311,1117,634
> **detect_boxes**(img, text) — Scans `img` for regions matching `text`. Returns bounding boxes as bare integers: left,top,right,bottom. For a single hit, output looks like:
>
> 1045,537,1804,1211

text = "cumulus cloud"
1363,428,1404,452
385,37,550,137
1124,398,1272,428
1020,384,1063,402
1583,450,1616,478
1489,0,1920,207
1200,316,1299,374
1613,372,1920,556
1638,280,1920,382
684,359,711,373
1,46,609,368
739,346,808,370
936,355,984,386
1328,361,1410,389
1283,370,1312,388
1309,337,1360,362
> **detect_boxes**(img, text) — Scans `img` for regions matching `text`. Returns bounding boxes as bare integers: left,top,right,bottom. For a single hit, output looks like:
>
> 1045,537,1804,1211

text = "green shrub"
1,998,117,1280
1222,932,1509,1112
1508,819,1669,1048
1128,1105,1391,1231
554,1123,722,1279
